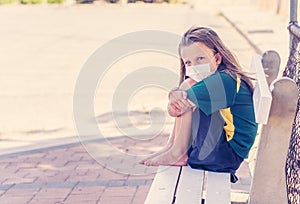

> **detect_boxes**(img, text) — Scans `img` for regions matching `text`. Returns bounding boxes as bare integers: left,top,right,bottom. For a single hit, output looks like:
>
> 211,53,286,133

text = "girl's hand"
167,101,181,117
168,89,193,116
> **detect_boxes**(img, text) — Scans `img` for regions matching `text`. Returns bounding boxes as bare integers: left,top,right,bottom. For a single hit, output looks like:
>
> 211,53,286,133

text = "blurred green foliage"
20,0,42,4
31,0,43,4
47,0,64,4
0,0,16,4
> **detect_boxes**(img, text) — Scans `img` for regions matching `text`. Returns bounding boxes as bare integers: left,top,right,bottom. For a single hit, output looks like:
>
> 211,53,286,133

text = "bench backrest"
251,54,272,124
248,50,298,204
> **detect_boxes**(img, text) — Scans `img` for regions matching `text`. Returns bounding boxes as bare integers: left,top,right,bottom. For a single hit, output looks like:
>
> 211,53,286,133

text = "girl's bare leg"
140,78,196,166
143,109,193,166
139,122,176,164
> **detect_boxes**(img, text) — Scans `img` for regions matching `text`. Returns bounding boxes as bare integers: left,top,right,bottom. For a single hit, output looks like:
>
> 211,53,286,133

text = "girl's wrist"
168,87,180,99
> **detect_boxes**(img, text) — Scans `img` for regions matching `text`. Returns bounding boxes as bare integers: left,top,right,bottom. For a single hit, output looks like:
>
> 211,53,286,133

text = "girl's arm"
167,89,195,117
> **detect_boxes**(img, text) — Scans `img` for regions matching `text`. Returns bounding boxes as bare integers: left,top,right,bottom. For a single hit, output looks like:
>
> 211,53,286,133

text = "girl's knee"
180,78,197,90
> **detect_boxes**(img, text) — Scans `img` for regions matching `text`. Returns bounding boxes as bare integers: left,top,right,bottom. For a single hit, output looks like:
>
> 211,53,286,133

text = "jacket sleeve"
186,72,237,116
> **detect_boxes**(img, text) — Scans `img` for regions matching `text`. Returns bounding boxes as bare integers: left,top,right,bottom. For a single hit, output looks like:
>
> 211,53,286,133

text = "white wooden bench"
144,50,299,204
145,166,231,204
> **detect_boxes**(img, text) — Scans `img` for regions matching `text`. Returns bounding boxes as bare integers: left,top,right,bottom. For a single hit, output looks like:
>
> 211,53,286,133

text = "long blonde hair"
178,27,254,91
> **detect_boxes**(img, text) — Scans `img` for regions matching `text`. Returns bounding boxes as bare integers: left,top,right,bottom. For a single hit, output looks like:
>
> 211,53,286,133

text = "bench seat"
145,166,231,204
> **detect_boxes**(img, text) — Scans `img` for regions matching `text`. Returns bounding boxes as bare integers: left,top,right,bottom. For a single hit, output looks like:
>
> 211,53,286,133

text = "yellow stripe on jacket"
220,75,241,141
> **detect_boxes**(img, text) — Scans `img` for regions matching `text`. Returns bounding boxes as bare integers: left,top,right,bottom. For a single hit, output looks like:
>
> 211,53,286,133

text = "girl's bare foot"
139,142,173,165
143,150,188,166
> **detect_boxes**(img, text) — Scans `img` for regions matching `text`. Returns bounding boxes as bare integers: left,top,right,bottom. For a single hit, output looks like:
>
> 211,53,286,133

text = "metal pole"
290,0,298,50
290,0,298,23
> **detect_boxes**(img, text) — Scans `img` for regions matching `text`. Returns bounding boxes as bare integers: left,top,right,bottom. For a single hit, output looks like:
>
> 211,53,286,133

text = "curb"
0,135,127,159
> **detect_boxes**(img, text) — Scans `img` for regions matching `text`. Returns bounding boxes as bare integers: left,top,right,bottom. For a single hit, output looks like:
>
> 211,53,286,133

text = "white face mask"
185,63,214,82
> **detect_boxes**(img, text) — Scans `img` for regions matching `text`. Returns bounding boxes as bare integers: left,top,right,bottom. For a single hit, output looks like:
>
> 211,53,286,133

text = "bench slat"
175,166,204,204
205,172,231,204
144,166,181,204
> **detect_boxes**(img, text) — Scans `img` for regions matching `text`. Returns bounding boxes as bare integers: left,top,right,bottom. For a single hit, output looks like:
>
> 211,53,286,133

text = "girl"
140,27,258,182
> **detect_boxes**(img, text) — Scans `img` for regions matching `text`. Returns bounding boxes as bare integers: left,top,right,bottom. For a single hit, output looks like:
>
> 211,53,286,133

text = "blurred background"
0,0,292,157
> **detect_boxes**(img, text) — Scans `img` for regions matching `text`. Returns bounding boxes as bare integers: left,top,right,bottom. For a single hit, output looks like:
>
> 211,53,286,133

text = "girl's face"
180,42,221,72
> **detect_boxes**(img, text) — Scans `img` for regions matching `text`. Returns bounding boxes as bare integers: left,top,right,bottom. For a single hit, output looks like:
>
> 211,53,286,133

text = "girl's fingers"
176,99,187,109
169,89,192,114
170,90,188,102
168,103,181,117
172,101,182,111
169,90,182,100
168,87,179,99
181,99,193,108
176,98,192,110
182,91,188,100
169,103,179,112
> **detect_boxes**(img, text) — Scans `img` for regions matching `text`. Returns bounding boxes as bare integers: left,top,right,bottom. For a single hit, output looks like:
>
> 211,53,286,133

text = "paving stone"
98,196,133,204
71,186,105,195
131,185,151,204
31,187,72,200
2,177,37,185
3,188,40,197
64,194,99,204
0,195,36,204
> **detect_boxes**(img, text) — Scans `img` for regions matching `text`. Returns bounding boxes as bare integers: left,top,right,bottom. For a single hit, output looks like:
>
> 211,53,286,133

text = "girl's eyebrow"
194,55,206,59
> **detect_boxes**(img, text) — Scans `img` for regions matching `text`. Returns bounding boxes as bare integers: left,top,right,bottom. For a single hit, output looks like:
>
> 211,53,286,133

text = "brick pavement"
0,134,252,204
0,142,158,204
0,125,170,204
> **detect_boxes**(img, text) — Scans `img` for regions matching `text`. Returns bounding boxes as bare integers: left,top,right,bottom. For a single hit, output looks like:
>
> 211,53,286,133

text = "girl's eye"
196,57,205,62
185,61,191,66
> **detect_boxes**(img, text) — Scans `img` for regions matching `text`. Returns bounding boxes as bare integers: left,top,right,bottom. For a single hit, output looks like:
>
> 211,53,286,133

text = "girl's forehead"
180,42,213,58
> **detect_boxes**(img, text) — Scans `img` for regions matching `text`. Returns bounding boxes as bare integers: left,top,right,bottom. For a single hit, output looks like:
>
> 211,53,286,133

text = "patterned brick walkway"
0,132,252,204
0,142,157,204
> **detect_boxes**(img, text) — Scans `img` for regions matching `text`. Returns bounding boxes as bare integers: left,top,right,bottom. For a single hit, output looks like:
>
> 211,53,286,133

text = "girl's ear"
215,53,222,65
